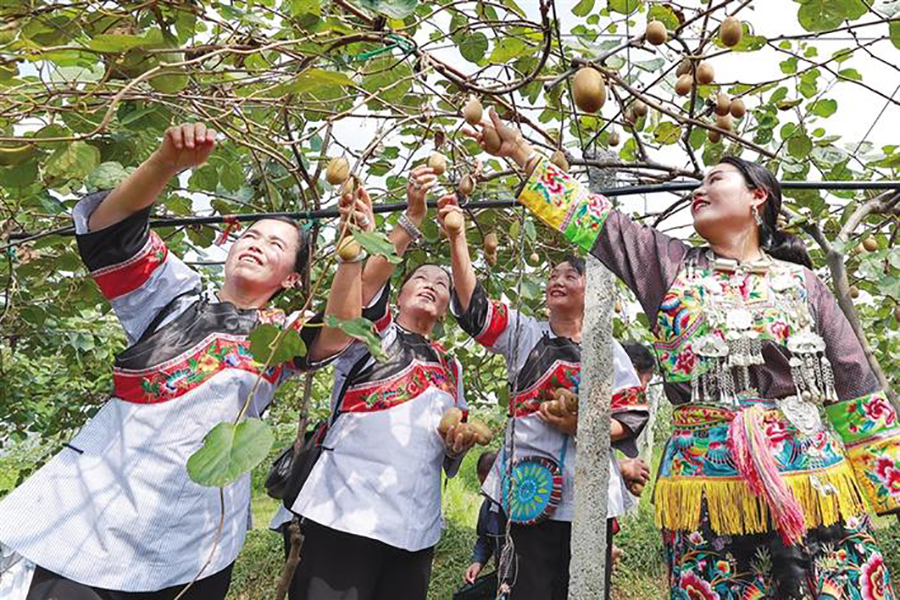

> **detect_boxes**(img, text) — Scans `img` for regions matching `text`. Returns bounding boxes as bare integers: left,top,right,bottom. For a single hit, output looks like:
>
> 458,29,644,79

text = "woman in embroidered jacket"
463,111,899,599
282,165,477,600
0,124,366,600
438,197,649,599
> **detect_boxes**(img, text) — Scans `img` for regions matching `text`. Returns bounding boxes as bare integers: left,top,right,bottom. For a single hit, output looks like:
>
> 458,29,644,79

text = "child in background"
464,451,505,584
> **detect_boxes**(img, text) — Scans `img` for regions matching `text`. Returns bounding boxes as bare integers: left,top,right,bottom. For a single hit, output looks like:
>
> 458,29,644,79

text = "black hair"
477,450,497,477
717,157,813,269
555,254,585,276
621,341,656,376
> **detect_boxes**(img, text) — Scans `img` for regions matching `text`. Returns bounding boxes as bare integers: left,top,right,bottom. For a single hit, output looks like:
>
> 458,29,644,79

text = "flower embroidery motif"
863,396,897,427
861,554,888,600
678,571,721,600
874,457,900,498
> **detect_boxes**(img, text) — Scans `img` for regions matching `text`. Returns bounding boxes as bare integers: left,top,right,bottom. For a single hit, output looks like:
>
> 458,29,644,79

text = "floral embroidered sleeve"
610,339,650,458
809,273,900,515
518,158,689,318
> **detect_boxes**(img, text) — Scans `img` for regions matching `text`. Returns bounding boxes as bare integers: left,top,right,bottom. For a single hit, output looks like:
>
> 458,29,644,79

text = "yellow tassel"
654,461,866,535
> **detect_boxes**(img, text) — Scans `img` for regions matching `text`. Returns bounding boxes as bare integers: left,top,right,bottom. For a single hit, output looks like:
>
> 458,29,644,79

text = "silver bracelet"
398,213,424,243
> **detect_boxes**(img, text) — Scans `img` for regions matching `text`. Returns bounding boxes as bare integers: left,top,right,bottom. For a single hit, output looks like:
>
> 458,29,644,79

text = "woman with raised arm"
282,165,477,600
438,196,649,600
464,111,898,599
0,123,364,600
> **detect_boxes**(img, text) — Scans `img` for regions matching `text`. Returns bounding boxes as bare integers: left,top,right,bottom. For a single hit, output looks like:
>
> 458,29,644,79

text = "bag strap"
329,348,374,427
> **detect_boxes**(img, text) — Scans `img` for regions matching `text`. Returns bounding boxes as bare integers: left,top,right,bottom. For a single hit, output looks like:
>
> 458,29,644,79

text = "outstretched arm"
89,123,216,232
360,165,436,304
438,195,477,312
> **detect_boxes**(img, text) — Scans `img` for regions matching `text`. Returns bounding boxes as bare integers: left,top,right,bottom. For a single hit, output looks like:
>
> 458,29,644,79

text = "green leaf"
459,32,489,64
797,0,867,32
186,419,274,488
654,122,682,145
891,20,900,50
324,315,387,361
647,4,679,30
572,0,596,17
351,230,402,263
357,0,417,19
249,323,307,365
85,161,133,191
809,98,837,117
273,68,353,97
837,68,862,81
608,0,642,15
788,133,813,159
86,34,152,53
45,141,100,181
490,38,527,63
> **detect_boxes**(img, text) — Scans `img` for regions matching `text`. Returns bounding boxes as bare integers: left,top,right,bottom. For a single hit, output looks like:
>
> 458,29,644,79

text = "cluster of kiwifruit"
708,92,746,142
438,407,493,446
543,388,579,417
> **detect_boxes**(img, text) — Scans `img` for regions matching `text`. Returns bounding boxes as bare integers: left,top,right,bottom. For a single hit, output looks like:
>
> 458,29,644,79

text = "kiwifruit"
482,127,502,154
695,62,715,85
862,236,878,252
484,231,499,254
708,129,722,143
715,113,733,131
457,174,475,196
463,97,483,126
337,236,360,261
720,17,742,47
675,59,692,77
675,74,693,96
545,399,564,417
608,131,621,146
438,407,464,435
572,67,606,113
646,20,668,46
485,251,497,266
729,98,746,118
550,149,569,171
715,93,731,116
849,286,860,299
529,252,540,264
427,152,447,175
633,100,649,117
469,421,493,445
0,143,36,166
444,211,464,234
325,157,350,185
614,300,623,313
554,388,578,414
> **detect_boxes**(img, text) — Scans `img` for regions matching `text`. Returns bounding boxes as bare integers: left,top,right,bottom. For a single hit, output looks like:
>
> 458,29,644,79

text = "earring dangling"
752,205,763,225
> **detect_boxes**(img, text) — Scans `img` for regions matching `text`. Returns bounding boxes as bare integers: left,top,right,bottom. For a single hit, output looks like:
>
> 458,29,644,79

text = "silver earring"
752,205,763,225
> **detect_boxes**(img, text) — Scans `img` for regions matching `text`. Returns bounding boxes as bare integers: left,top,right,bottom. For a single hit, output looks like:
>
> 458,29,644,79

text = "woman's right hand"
464,562,483,584
463,108,533,169
149,123,217,174
338,183,374,233
437,194,465,241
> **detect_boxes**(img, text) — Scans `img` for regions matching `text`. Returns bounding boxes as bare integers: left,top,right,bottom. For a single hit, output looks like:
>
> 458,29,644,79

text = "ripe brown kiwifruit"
675,74,693,96
545,399,564,417
708,129,722,143
463,97,483,126
675,59,692,77
469,421,493,445
485,250,497,266
646,21,668,46
529,252,540,264
849,285,860,299
484,231,499,254
715,113,733,131
550,149,569,171
608,131,621,146
457,174,475,196
325,157,350,185
862,236,878,252
337,237,360,261
720,17,742,47
715,93,731,116
572,67,606,113
427,152,447,175
437,407,463,435
554,388,579,414
482,126,502,154
695,62,715,85
444,211,464,234
633,100,648,117
730,98,746,118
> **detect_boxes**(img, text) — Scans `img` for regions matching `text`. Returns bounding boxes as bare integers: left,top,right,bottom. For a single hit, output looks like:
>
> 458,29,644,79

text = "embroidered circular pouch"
502,456,563,525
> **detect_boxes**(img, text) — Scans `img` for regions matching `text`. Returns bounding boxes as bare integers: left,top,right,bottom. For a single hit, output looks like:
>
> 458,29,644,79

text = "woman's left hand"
538,399,578,435
442,422,478,457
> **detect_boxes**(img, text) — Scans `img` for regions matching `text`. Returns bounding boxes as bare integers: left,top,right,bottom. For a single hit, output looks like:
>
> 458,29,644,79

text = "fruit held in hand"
646,20,668,45
554,388,578,414
458,174,475,196
427,152,447,175
545,400,564,417
463,97,483,126
444,211,464,234
482,126,502,154
337,236,360,261
438,407,464,435
696,62,715,85
550,149,569,171
715,93,731,116
729,98,746,118
720,17,742,47
675,74,693,96
326,157,350,185
469,421,493,445
573,67,606,113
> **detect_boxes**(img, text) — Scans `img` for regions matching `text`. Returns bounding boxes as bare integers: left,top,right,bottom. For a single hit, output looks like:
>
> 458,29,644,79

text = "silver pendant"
777,395,824,436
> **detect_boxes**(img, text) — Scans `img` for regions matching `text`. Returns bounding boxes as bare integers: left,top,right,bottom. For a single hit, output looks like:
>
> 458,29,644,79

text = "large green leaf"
249,323,307,365
891,20,900,50
351,230,402,263
654,122,682,145
608,0,642,15
44,141,100,181
796,0,867,32
186,419,274,488
357,0,417,19
572,0,596,17
324,315,387,361
459,32,489,64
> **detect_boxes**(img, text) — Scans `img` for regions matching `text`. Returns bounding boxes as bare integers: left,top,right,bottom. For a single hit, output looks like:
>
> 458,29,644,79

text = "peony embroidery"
860,553,887,600
678,571,721,600
863,396,896,427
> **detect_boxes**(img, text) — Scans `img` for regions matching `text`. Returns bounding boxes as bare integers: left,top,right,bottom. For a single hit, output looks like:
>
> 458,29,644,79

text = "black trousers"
26,563,233,600
506,518,615,600
287,519,434,600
